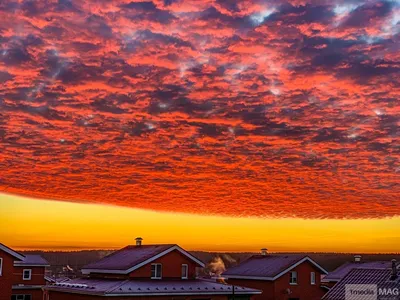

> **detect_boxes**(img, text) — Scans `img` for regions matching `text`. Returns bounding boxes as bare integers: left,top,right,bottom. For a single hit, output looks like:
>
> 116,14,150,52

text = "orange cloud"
0,0,399,220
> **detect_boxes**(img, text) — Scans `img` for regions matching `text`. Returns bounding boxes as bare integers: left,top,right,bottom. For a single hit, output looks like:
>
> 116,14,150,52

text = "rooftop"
322,268,400,300
223,254,327,280
16,254,50,266
45,278,262,296
0,243,49,266
322,261,395,282
82,244,204,274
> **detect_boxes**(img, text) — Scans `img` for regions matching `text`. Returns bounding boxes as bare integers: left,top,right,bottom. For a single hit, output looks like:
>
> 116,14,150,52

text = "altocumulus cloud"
0,0,399,219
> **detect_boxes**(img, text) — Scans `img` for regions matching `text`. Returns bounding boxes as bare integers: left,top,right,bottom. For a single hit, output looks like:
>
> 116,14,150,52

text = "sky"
1,193,399,252
0,0,399,251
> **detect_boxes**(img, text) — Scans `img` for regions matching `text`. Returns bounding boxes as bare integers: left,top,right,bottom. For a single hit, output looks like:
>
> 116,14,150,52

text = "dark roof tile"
323,261,394,281
83,244,175,270
222,254,308,278
18,254,50,266
322,268,400,300
45,279,262,296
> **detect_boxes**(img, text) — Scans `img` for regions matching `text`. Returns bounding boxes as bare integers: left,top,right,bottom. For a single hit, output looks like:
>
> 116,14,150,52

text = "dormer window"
151,263,162,279
23,269,32,280
181,264,188,279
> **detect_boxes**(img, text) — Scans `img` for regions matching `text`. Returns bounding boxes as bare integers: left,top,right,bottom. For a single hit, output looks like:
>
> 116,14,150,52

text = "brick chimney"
135,237,143,246
354,255,362,263
261,248,268,256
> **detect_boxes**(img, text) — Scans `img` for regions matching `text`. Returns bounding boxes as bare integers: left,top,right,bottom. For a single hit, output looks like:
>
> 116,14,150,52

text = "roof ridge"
0,243,26,260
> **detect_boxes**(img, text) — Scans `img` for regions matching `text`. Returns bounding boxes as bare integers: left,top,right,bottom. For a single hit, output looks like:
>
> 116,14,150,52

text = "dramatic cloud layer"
0,0,399,219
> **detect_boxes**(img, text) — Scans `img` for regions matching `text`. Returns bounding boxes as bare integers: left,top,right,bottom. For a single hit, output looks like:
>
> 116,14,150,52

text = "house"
222,248,328,300
321,255,396,288
0,243,50,300
322,259,399,300
43,238,262,300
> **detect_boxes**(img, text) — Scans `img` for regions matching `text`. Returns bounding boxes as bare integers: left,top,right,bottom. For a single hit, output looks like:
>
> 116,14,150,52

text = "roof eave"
0,244,25,261
105,291,262,296
14,262,50,267
223,275,274,281
321,278,340,283
44,287,262,297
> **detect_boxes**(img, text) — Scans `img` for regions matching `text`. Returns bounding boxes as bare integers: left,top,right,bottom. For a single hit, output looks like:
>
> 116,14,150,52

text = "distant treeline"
22,250,400,277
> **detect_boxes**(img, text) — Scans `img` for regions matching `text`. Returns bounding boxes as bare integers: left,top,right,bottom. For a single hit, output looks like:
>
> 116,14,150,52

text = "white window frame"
23,269,32,281
12,295,32,300
0,257,3,276
289,271,298,285
151,263,162,279
181,264,188,279
310,271,316,285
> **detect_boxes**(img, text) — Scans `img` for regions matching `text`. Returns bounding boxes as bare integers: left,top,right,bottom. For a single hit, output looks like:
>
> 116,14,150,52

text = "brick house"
222,249,328,300
0,243,49,300
322,260,399,300
44,238,261,300
321,255,396,288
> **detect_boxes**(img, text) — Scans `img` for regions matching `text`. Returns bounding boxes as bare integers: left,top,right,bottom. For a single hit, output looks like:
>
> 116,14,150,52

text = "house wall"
227,279,274,300
13,266,46,285
46,290,243,300
0,248,47,300
0,251,15,300
129,250,198,279
273,261,326,300
227,261,326,300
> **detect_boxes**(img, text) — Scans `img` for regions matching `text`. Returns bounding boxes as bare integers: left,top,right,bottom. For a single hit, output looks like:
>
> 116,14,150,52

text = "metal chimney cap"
135,237,143,246
354,255,362,262
261,248,268,255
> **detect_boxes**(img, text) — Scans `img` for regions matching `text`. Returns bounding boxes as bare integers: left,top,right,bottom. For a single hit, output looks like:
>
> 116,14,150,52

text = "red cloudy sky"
0,0,399,221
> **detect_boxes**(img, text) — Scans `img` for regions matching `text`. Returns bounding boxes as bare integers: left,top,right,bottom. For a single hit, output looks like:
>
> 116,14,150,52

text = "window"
23,269,32,280
11,295,31,300
289,271,297,285
0,257,2,276
310,271,316,285
181,264,188,279
151,263,162,279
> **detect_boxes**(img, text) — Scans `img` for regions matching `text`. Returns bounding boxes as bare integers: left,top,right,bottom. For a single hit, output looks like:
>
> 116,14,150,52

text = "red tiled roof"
82,244,204,274
223,254,327,280
322,268,400,300
45,278,262,296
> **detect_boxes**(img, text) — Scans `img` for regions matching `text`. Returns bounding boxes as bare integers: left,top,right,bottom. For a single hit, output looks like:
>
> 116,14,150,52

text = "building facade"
44,238,261,300
321,255,396,288
322,260,399,300
0,243,49,300
223,249,328,300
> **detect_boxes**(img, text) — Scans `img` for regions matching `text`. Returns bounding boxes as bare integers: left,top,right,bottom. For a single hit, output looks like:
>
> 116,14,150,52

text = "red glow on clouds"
0,0,399,219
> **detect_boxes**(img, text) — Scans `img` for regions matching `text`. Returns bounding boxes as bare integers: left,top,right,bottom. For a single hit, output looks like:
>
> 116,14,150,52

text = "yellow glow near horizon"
0,193,399,253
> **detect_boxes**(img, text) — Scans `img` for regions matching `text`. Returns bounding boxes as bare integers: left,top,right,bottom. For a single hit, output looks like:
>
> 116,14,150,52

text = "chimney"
135,237,143,246
390,259,398,280
261,248,268,256
354,255,362,263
